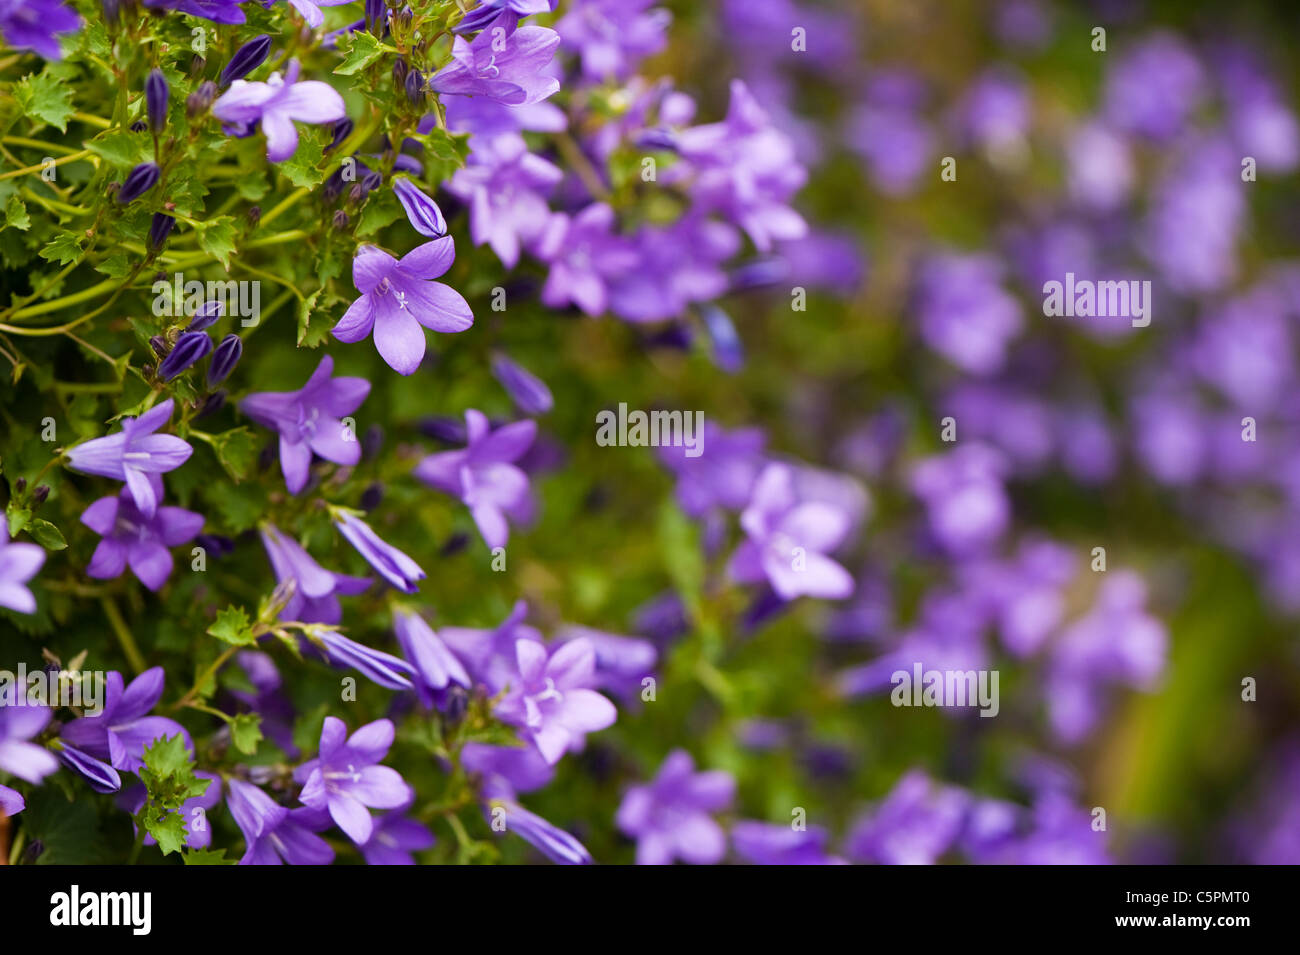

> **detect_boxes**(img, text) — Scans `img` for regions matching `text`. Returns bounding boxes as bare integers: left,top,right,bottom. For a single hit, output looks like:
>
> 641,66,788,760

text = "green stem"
102,596,147,674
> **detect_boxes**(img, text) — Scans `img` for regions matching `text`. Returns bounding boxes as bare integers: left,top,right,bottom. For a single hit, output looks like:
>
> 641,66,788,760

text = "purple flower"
207,333,243,386
728,462,853,600
313,630,415,690
731,822,844,865
393,608,470,708
910,444,1011,556
444,133,562,269
333,510,424,594
849,71,936,197
677,80,807,252
454,0,553,34
0,523,45,614
260,523,371,625
1066,122,1134,212
439,599,545,693
60,669,192,774
142,0,245,23
220,34,273,87
212,59,346,162
241,355,369,494
117,162,160,203
296,717,413,844
490,352,552,416
605,217,738,322
955,66,1030,155
556,0,669,81
56,742,121,793
533,202,636,316
658,423,765,519
80,481,204,591
145,69,168,134
554,625,656,703
481,780,593,864
915,252,1022,375
65,398,191,519
847,770,970,864
1104,32,1205,141
360,806,435,865
0,0,79,59
157,330,213,381
281,0,354,28
414,409,536,549
392,177,447,237
429,17,561,105
615,749,733,865
227,778,334,865
0,701,58,814
494,638,617,764
331,237,474,376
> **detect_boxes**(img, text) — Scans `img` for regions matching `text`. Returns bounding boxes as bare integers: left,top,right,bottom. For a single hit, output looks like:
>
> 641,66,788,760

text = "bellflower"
429,17,561,105
910,444,1011,556
439,599,545,694
333,510,425,593
533,202,637,316
241,355,370,494
117,162,160,203
731,822,845,865
65,397,192,519
392,177,447,237
360,806,435,865
658,423,765,519
915,252,1023,375
332,237,474,376
313,630,415,691
481,779,592,864
56,742,121,794
280,0,354,28
554,625,657,703
0,523,45,614
296,717,413,844
455,0,554,34
556,0,669,81
615,749,734,865
220,34,273,87
227,778,334,865
0,0,80,59
605,217,738,322
0,702,58,815
60,668,192,774
142,0,245,23
212,59,346,162
393,608,470,708
260,523,371,625
728,462,854,601
846,770,970,865
80,479,204,591
494,638,617,764
414,409,536,549
157,330,213,381
490,352,553,416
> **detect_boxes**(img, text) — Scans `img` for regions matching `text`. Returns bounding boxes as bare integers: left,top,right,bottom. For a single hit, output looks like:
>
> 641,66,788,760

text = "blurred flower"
615,749,733,865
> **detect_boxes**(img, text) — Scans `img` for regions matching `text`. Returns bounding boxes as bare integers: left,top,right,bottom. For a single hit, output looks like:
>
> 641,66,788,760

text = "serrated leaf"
39,233,83,266
356,189,403,237
184,848,235,865
279,129,327,189
208,604,257,646
230,712,263,755
15,70,75,132
334,31,385,76
195,216,238,268
209,425,259,481
4,195,30,231
27,518,67,550
86,129,151,169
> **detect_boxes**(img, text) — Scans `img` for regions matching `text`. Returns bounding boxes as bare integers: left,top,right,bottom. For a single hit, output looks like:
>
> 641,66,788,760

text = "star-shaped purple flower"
332,237,474,376
241,355,370,494
0,0,80,59
429,15,561,105
615,749,734,865
60,668,192,774
494,638,617,764
81,481,204,592
296,717,413,844
0,701,58,816
414,409,536,549
227,778,334,865
260,523,371,625
65,398,192,519
212,59,346,162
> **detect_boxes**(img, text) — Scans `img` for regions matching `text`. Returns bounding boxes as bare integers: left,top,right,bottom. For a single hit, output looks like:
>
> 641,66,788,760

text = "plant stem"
102,596,147,674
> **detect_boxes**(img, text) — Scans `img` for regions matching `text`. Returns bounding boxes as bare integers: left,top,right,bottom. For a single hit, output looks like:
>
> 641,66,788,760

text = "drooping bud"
207,334,243,386
220,35,272,88
332,209,350,230
491,352,553,416
116,162,160,203
392,177,447,237
148,212,175,252
404,68,424,106
145,69,168,134
247,205,261,227
186,300,224,333
186,80,217,118
158,331,213,381
327,117,353,153
31,485,50,507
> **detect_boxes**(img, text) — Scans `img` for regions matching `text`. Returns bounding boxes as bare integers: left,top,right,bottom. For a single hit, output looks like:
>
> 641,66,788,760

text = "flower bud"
392,177,446,237
207,334,243,386
129,119,147,133
158,331,213,381
187,300,225,332
31,485,50,507
220,34,272,88
196,390,227,419
404,68,424,106
365,0,386,35
116,162,160,203
149,335,168,357
332,209,350,230
14,477,26,494
247,205,261,227
490,352,553,415
186,80,217,118
145,69,168,135
391,59,408,88
148,212,175,252
327,117,353,153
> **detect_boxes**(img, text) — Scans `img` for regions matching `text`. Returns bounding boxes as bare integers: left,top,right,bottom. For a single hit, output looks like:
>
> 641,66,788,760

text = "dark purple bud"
359,482,384,512
327,117,353,152
443,685,469,725
365,0,385,35
196,390,227,419
361,169,382,191
189,54,206,79
207,334,242,386
14,477,26,494
392,177,446,237
418,416,467,444
247,205,261,227
396,4,412,29
405,68,424,106
323,168,346,202
439,532,469,557
490,352,553,416
32,484,50,507
186,80,217,118
348,183,366,204
634,128,679,152
148,212,175,251
332,209,350,230
21,840,45,864
391,59,408,88
129,119,147,133
149,335,168,357
220,35,272,88
145,69,168,134
158,331,212,381
116,162,160,203
187,300,224,332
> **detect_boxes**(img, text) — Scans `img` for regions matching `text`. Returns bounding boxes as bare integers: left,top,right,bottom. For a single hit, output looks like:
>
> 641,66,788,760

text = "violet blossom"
615,749,734,865
0,522,45,614
60,668,192,774
212,59,346,162
296,717,413,844
260,523,371,625
65,398,192,519
80,481,204,591
494,638,617,764
429,16,561,105
227,778,334,865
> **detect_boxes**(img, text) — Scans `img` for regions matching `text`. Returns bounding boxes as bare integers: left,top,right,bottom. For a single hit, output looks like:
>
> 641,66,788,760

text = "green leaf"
4,194,30,231
27,518,67,550
279,128,327,189
14,70,75,132
356,189,403,237
142,733,192,780
86,129,151,169
38,233,84,266
208,604,257,646
6,503,31,537
94,251,133,279
411,127,471,186
209,425,259,481
184,848,235,865
334,31,385,76
195,216,238,268
230,712,263,755
146,810,188,856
